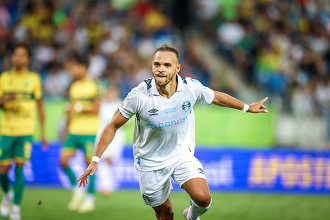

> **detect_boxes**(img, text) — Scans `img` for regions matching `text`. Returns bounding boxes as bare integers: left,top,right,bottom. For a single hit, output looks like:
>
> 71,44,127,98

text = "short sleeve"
117,84,145,119
34,74,43,100
189,78,214,105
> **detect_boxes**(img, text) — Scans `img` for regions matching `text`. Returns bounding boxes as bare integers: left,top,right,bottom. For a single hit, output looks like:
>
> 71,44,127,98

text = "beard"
154,72,176,88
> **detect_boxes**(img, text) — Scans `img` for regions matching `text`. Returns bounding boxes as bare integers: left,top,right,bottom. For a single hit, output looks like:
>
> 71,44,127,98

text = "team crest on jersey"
142,194,151,204
182,101,191,112
148,108,158,116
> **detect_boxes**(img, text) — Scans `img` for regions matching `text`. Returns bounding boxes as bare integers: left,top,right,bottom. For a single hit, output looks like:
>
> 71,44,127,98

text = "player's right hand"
77,161,98,187
248,97,268,113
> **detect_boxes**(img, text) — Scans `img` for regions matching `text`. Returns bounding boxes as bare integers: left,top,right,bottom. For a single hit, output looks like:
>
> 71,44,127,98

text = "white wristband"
242,103,249,113
91,156,100,163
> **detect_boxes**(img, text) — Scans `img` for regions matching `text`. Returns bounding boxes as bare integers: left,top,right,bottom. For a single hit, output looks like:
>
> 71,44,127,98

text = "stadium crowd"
207,0,330,116
0,0,213,100
0,0,329,116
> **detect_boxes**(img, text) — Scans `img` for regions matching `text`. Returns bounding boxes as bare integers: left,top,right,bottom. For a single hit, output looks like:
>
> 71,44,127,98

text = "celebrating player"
78,44,268,220
60,55,100,213
0,44,48,220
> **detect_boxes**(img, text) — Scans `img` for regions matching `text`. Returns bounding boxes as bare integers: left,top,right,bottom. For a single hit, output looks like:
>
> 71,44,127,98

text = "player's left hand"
248,97,268,113
77,161,99,187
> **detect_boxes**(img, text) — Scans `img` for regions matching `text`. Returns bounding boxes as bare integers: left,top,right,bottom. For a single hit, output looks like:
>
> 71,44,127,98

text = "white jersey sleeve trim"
118,82,148,119
117,107,131,119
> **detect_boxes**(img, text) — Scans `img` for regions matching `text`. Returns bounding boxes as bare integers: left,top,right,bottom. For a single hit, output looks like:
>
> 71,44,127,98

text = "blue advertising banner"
15,142,330,194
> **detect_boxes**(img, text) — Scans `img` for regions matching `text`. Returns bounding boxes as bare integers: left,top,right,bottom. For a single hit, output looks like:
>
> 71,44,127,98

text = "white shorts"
138,155,206,207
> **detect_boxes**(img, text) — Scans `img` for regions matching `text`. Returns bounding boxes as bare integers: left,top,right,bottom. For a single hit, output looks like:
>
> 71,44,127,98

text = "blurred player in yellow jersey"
60,55,100,213
0,44,47,220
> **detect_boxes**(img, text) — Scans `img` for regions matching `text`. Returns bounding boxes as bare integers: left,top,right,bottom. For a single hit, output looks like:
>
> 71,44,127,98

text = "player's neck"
13,66,28,74
77,74,88,81
156,77,177,99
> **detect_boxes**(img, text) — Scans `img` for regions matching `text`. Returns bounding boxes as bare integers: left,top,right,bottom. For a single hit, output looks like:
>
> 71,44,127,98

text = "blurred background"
0,0,329,219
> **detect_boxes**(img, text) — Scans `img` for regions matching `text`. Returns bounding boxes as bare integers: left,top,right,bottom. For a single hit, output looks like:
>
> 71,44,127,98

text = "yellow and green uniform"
0,69,42,165
63,77,101,161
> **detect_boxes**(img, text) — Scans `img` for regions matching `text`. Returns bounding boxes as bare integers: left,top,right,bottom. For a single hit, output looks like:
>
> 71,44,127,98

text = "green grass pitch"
2,188,329,220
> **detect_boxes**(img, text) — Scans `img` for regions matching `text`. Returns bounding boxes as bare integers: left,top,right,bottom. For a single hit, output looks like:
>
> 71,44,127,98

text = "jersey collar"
10,68,29,75
151,74,183,96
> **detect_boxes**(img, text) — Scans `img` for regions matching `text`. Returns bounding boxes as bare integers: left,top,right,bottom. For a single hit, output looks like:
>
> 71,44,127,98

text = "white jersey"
118,75,214,171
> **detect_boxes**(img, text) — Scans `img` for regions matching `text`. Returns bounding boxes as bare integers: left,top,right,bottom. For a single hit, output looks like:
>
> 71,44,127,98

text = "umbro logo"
198,168,204,175
148,108,158,116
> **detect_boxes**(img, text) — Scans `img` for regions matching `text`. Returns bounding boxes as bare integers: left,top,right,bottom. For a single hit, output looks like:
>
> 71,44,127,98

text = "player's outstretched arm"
77,109,129,187
212,91,268,113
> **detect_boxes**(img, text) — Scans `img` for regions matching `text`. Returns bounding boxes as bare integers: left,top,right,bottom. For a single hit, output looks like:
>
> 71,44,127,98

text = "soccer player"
78,44,268,220
60,55,100,213
0,43,47,220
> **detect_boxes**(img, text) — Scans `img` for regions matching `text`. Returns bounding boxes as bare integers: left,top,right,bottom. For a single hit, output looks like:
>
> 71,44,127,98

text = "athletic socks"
0,174,10,193
10,204,21,219
13,166,24,205
188,198,212,220
87,174,95,194
63,167,77,186
12,204,20,212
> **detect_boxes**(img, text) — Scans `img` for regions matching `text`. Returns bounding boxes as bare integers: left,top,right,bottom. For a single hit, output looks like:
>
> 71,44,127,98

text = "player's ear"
176,63,181,73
